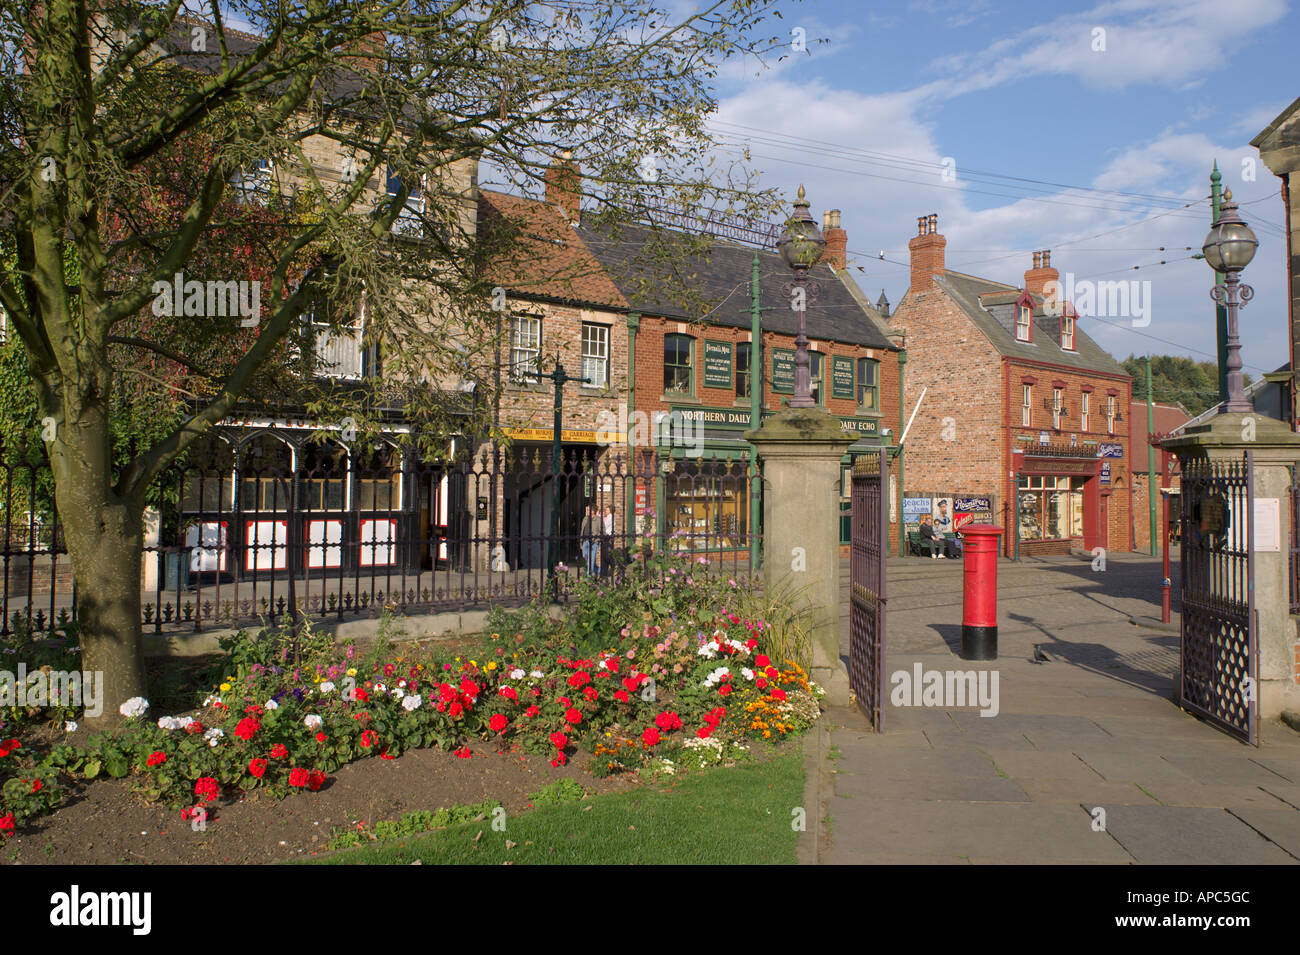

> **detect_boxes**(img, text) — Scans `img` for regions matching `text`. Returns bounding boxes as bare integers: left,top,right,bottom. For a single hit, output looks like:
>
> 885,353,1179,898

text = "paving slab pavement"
813,552,1300,864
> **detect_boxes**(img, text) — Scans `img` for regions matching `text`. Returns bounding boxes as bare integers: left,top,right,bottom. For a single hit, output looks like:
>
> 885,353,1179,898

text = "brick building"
1130,399,1190,553
888,215,1134,557
578,201,902,555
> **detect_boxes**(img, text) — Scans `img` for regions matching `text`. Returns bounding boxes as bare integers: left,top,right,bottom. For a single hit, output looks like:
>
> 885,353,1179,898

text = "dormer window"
1015,304,1032,342
1061,312,1076,350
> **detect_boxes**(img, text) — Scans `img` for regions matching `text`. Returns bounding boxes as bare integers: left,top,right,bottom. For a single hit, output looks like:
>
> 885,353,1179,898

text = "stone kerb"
746,407,856,706
1162,412,1300,720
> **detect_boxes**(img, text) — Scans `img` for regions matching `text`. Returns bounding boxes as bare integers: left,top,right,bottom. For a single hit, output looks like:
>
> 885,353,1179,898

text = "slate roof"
477,191,628,310
576,221,895,350
932,271,1129,378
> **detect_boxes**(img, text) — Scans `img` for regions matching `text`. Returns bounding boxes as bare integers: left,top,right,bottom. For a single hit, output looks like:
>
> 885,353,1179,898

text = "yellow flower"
486,661,497,671
346,667,357,677
219,683,231,692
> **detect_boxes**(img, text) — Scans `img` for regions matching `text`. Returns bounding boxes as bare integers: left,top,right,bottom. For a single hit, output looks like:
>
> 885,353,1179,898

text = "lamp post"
537,357,589,596
777,185,826,409
1201,189,1259,413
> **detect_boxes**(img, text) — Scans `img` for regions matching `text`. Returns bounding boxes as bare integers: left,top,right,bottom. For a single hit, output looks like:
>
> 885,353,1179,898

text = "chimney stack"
545,149,581,227
908,212,946,292
821,209,847,270
1023,249,1059,298
348,31,386,74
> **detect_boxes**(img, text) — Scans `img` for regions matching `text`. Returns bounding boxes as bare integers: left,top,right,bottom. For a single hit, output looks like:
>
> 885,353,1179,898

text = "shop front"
1013,450,1103,556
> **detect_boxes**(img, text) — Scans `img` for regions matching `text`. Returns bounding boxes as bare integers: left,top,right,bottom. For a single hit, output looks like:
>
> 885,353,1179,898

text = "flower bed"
1,553,822,836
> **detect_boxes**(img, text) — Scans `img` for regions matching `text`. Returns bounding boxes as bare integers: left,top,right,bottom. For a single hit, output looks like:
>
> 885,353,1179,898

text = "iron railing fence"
0,444,761,637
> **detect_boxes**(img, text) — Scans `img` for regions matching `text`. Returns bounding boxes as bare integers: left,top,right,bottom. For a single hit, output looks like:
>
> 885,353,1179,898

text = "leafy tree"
1123,354,1252,417
0,0,785,725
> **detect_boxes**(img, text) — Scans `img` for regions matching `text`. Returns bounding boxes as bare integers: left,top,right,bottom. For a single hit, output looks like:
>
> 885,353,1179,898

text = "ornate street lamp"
1202,189,1258,413
777,185,826,409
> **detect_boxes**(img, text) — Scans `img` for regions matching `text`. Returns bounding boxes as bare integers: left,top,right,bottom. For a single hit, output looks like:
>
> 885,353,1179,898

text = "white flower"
398,680,407,689
697,643,717,659
157,716,179,731
264,699,279,710
304,714,323,730
208,737,221,748
703,666,730,687
202,694,222,707
529,670,545,679
509,668,525,680
373,682,387,694
392,686,405,698
175,716,195,730
119,696,149,718
318,681,336,694
741,668,755,681
402,695,422,712
64,721,78,733
203,727,224,745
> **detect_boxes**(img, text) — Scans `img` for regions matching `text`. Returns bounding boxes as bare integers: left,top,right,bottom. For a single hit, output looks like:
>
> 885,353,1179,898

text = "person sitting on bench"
919,515,944,559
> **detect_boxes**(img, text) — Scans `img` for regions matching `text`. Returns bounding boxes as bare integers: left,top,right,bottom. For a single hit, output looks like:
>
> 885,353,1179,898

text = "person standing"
600,505,614,578
580,505,599,577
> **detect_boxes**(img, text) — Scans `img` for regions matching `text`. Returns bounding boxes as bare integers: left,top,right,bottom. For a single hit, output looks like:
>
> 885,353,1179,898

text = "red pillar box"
959,524,1004,660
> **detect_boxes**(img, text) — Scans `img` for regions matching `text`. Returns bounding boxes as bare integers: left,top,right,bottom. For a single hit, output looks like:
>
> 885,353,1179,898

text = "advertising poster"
953,495,993,528
902,497,932,528
932,497,955,534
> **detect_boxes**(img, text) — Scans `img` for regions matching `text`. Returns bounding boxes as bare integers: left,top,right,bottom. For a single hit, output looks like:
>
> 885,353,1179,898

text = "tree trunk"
50,430,148,730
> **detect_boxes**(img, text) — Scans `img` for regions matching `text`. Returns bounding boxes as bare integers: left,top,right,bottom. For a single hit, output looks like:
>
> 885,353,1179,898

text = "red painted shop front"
1013,452,1103,556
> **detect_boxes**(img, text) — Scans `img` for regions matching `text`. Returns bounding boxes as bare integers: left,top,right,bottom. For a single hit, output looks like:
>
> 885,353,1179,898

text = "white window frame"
1107,394,1116,435
1061,313,1075,350
232,157,275,204
1022,384,1032,427
580,322,609,388
1081,391,1090,432
386,167,425,237
1052,387,1063,430
511,315,542,383
1015,305,1032,342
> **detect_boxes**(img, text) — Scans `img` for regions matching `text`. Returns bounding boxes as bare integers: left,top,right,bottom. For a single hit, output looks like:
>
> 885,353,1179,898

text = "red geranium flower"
270,743,288,759
448,701,463,718
499,686,518,701
360,729,378,748
234,717,260,741
353,688,369,703
194,777,220,802
454,746,472,759
567,671,590,688
459,678,480,701
696,726,712,739
756,678,768,689
146,751,167,767
718,684,732,697
0,813,14,837
642,726,660,747
438,684,457,703
614,689,630,703
550,752,567,767
621,676,641,694
771,688,787,701
185,722,204,735
557,696,571,707
288,767,310,787
489,713,508,732
564,707,582,725
248,758,268,778
654,711,683,731
549,731,568,750
525,705,541,718
755,654,771,669
28,779,42,793
307,770,327,791
583,686,599,702
315,732,326,743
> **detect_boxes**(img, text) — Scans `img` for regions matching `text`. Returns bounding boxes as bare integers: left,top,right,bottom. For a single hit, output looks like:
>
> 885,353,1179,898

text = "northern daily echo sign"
671,407,878,436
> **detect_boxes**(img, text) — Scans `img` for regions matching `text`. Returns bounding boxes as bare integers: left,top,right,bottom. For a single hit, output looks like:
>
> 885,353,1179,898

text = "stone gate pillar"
1163,412,1300,720
747,407,856,705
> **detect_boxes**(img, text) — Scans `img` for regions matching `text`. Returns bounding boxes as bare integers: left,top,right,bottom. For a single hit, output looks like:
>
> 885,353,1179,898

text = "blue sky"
707,0,1298,388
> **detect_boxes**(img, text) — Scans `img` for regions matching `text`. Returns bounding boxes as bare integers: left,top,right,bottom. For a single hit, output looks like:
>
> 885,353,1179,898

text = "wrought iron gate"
849,448,887,730
1179,453,1257,745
